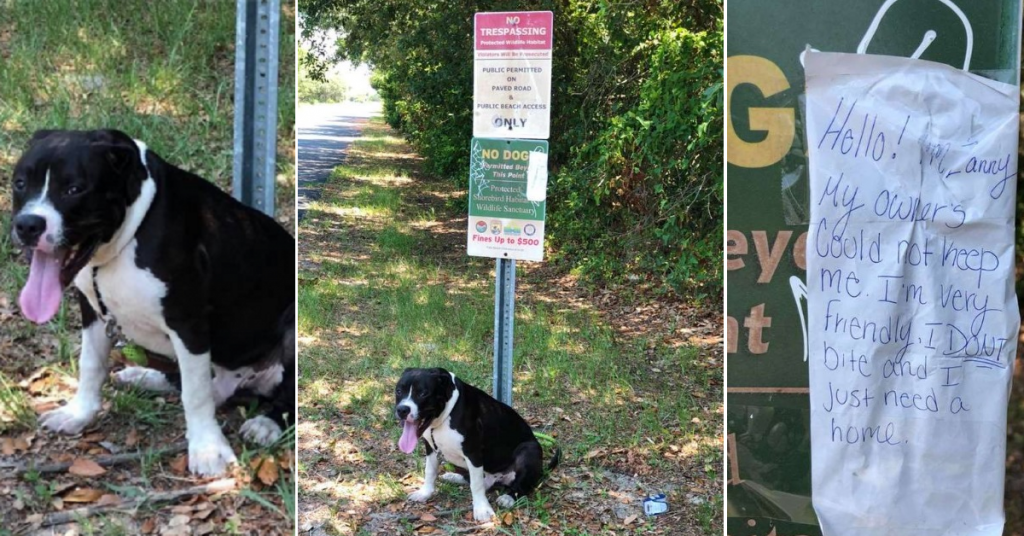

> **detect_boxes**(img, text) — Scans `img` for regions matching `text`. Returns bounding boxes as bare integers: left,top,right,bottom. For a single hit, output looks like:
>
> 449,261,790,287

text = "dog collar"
91,267,124,342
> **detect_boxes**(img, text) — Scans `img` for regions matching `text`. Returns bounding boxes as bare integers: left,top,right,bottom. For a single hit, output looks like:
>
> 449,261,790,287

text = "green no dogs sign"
467,138,548,261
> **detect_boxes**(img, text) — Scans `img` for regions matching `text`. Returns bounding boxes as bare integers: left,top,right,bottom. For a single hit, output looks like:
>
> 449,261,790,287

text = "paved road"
297,102,381,220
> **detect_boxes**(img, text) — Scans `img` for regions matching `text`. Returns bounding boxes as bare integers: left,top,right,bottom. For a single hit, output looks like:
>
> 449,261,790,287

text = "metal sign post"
233,0,280,217
493,258,516,405
469,10,553,408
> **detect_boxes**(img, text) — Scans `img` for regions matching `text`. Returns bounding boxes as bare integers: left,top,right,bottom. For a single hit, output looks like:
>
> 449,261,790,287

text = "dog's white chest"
426,420,468,467
75,240,174,357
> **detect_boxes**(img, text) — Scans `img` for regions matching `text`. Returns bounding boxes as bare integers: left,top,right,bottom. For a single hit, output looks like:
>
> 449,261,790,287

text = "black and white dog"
10,129,295,476
395,368,559,521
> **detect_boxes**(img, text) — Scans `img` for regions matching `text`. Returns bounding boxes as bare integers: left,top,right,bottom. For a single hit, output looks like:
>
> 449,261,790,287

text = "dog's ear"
434,369,455,400
87,130,138,172
430,368,455,395
88,131,146,189
104,145,140,175
87,128,134,146
27,129,58,148
86,131,146,204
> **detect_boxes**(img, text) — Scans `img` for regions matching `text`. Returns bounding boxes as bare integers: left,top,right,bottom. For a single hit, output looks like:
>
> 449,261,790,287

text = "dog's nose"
396,405,410,420
13,214,46,246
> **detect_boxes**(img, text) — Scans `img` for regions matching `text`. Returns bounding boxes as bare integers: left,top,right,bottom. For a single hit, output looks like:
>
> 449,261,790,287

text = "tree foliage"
298,47,349,103
300,0,723,298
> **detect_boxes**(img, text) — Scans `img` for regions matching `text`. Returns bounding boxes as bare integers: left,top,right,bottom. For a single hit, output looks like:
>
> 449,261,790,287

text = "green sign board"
467,137,548,261
726,2,1021,535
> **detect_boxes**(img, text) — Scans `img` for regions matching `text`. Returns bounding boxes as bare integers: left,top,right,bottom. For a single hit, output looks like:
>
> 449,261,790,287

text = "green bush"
300,0,723,298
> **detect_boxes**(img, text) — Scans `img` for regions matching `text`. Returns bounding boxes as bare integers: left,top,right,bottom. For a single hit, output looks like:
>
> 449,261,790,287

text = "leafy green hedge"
301,0,722,298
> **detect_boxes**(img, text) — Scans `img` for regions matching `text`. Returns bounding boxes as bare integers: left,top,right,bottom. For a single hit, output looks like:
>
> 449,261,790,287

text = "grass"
0,1,296,533
297,118,722,535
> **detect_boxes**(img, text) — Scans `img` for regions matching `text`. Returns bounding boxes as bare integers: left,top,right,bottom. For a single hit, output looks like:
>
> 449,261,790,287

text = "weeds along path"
297,118,723,536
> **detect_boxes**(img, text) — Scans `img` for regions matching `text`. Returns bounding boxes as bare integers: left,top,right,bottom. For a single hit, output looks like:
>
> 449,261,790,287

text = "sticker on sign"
467,138,548,261
473,11,553,140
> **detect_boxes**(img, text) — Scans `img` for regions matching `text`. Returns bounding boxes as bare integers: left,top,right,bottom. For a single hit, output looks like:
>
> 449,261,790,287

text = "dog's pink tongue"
19,250,63,324
398,421,419,453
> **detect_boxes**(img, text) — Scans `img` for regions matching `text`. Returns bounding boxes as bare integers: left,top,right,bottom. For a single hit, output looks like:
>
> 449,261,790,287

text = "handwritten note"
805,52,1019,536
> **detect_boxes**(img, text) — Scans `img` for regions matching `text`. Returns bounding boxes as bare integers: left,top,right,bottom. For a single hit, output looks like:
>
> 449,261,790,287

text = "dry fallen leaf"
278,448,294,469
502,512,514,525
52,482,77,495
63,488,105,503
624,514,638,525
33,400,61,413
255,456,280,486
141,518,156,534
194,506,216,520
168,513,191,527
68,458,106,477
420,513,437,522
170,454,189,474
14,434,32,451
28,375,54,395
96,494,121,506
125,428,138,447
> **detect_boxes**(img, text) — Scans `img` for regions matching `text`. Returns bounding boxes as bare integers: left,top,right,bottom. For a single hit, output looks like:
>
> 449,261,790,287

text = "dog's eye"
13,179,25,192
65,185,84,197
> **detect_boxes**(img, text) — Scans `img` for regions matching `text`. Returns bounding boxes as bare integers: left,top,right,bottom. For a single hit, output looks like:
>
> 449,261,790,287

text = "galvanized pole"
233,0,280,216
493,258,516,406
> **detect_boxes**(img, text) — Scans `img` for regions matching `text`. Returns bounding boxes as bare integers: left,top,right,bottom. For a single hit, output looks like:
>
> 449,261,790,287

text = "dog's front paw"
407,487,435,502
113,367,175,392
39,403,97,435
496,494,516,508
472,502,496,522
240,416,282,446
188,430,237,476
